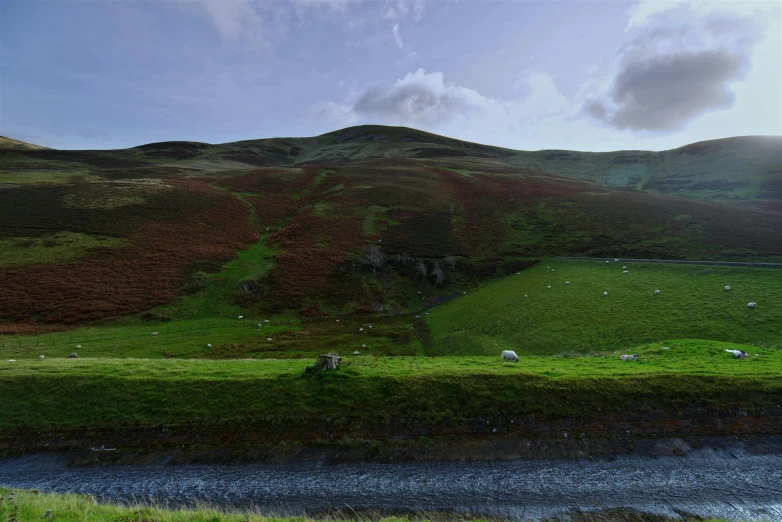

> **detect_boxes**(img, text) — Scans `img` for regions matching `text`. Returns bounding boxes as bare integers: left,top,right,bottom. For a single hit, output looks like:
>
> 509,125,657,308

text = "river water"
1,449,781,521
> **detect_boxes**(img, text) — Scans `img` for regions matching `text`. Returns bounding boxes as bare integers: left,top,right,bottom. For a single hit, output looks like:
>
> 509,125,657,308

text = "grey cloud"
584,9,759,132
588,50,748,132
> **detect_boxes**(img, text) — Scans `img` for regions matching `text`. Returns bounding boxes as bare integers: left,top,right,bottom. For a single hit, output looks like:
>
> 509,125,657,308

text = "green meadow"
427,260,782,355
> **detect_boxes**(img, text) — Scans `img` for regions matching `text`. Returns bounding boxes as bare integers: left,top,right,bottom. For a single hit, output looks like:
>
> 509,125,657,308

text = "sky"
0,0,780,151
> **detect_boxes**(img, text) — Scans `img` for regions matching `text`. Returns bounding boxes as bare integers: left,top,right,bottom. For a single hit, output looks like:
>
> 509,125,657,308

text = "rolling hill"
0,125,781,333
0,136,50,151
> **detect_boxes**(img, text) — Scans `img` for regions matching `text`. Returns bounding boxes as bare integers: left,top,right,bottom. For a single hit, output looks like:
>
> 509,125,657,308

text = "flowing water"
1,448,781,520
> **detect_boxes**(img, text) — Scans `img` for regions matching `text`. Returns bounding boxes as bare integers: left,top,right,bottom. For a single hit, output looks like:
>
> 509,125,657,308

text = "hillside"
0,125,781,332
501,135,782,209
0,136,50,151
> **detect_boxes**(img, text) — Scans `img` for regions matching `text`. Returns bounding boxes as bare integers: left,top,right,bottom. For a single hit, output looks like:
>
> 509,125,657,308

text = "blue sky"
0,0,780,151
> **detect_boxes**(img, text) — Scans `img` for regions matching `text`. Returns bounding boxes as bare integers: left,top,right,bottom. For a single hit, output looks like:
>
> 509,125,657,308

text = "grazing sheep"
257,324,262,327
725,286,731,291
524,294,528,298
267,338,273,342
238,315,243,319
8,360,16,363
748,302,757,308
606,260,610,263
565,281,570,285
726,349,748,359
369,325,373,328
620,354,639,361
38,355,45,360
622,266,627,269
547,285,551,289
614,258,619,262
501,350,519,362
359,327,364,331
362,344,366,348
623,270,629,274
353,351,360,355
415,315,420,318
76,344,81,349
151,332,158,336
263,320,269,323
68,353,77,358
603,291,608,296
207,343,212,348
654,290,660,294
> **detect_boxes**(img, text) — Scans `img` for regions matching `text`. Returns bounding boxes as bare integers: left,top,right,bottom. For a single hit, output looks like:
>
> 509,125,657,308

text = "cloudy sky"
0,0,780,151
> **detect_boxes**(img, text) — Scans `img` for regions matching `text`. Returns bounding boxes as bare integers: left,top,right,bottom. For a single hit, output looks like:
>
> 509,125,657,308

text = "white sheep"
547,285,551,289
207,343,212,348
726,349,748,359
353,351,360,355
76,344,81,349
361,344,366,348
257,324,262,327
267,337,273,341
725,286,731,291
748,302,757,308
68,353,77,358
263,320,269,323
151,332,158,336
622,266,627,269
565,281,570,285
238,315,243,319
654,290,660,294
38,355,45,360
623,270,629,274
620,354,639,361
501,350,519,362
614,258,619,262
606,260,610,263
7,360,16,363
524,294,528,298
359,327,364,331
369,325,373,328
603,291,608,296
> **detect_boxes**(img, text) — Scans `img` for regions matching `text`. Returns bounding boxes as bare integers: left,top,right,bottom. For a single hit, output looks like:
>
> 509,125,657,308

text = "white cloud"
311,68,572,148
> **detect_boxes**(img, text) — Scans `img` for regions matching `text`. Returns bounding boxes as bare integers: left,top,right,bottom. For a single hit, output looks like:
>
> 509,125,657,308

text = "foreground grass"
0,489,727,522
427,260,782,355
1,340,780,433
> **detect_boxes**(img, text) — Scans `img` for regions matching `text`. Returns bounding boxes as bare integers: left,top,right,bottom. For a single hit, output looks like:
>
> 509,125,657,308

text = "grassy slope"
426,260,782,355
0,136,50,150
500,135,782,206
1,340,780,432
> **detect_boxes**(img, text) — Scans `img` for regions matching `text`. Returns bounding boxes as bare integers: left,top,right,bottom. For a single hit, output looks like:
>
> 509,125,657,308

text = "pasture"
426,260,782,355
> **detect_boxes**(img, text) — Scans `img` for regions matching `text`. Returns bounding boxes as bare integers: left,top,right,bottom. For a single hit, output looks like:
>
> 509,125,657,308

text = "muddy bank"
3,404,781,459
1,445,781,521
7,435,778,467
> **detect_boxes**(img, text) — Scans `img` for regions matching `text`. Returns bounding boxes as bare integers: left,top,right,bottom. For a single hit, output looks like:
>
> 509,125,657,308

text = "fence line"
555,257,782,268
1,320,264,350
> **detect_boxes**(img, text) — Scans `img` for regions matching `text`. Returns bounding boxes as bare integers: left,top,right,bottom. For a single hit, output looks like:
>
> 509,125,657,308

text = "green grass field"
1,339,780,432
426,260,782,355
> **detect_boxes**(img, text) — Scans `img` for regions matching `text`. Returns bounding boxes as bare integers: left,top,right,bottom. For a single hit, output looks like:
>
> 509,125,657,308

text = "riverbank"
2,344,781,456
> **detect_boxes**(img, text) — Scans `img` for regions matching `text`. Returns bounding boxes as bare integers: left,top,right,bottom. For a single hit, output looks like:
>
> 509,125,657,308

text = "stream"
2,448,781,521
